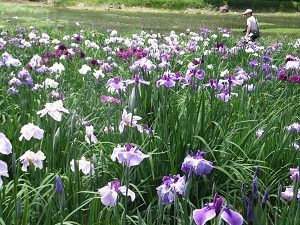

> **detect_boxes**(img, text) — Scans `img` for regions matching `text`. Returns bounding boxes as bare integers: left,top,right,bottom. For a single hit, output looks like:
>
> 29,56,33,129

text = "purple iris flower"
125,74,150,86
74,35,82,42
249,60,260,68
8,77,22,86
244,197,253,224
7,87,19,94
101,95,120,104
106,76,124,90
100,63,113,72
216,88,238,102
252,179,259,205
156,73,176,88
290,167,299,181
262,55,271,63
156,174,186,204
278,72,288,81
289,75,300,83
18,69,30,78
55,175,63,194
203,79,223,91
193,193,243,225
181,150,213,176
262,189,269,210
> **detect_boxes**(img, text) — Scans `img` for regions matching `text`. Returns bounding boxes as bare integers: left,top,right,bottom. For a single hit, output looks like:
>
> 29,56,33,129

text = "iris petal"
193,207,216,225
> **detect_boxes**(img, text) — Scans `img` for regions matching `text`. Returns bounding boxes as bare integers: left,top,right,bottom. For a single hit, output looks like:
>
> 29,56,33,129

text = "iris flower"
0,160,9,187
281,186,300,201
0,133,12,155
156,174,186,204
20,150,46,172
181,150,213,176
37,100,69,121
98,180,135,206
0,133,11,187
101,95,120,104
156,73,176,88
193,193,243,225
70,156,94,175
256,129,264,137
125,74,150,86
119,109,142,133
216,88,238,102
84,125,98,144
111,143,148,167
19,123,44,141
290,167,299,181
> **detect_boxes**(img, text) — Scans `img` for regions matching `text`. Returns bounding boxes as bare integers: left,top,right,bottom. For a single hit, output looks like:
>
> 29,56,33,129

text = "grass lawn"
0,2,299,37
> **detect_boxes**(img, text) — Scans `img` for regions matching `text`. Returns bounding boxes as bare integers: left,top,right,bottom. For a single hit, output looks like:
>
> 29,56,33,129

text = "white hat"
243,9,252,14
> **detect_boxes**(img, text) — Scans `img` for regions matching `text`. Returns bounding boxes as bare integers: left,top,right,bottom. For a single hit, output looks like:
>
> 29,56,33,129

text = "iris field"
0,3,300,225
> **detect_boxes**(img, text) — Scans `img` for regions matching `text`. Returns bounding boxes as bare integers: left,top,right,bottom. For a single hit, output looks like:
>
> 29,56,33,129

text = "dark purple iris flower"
58,44,67,51
262,55,271,63
217,42,223,48
244,197,253,224
278,73,288,81
77,50,85,58
55,175,63,194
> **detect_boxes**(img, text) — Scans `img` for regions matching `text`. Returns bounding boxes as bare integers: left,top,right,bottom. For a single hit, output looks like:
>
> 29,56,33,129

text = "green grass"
0,2,299,37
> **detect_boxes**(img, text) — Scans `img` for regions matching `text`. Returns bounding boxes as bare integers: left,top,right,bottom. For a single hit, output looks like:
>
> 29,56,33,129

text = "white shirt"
247,16,259,31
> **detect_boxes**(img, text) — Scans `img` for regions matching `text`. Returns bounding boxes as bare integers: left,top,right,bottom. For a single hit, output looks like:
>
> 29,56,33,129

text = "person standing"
243,9,260,41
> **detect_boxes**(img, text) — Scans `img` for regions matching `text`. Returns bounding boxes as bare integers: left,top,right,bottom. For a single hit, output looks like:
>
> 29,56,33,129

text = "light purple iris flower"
98,180,135,206
125,74,150,86
292,142,299,150
256,129,264,137
290,167,299,181
106,76,124,90
216,88,238,102
193,193,243,225
119,109,142,133
203,79,223,91
111,143,148,167
84,125,98,144
156,174,186,204
19,123,44,141
0,133,12,187
281,186,300,201
0,133,12,155
219,75,244,87
37,100,69,121
0,160,9,187
156,73,176,88
129,58,156,72
20,150,46,172
285,123,300,133
181,150,213,176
